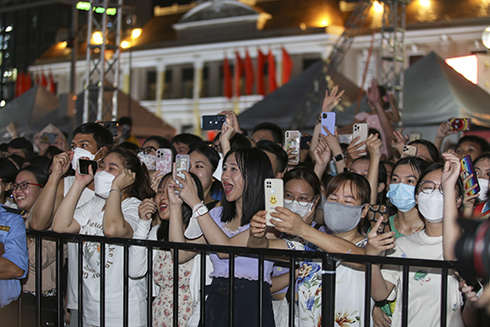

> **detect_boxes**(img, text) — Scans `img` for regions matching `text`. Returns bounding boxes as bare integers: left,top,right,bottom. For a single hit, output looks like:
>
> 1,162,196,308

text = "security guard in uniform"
0,204,28,326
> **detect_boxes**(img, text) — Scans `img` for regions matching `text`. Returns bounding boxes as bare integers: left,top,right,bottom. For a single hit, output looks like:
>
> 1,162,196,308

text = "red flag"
244,49,255,95
41,71,48,88
15,71,23,98
282,47,293,85
24,73,32,93
48,71,56,94
257,49,266,96
234,51,243,97
268,50,277,93
223,54,232,99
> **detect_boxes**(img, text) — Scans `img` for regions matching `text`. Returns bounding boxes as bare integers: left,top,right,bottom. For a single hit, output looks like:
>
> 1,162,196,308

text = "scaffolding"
295,0,409,129
83,0,123,123
294,0,374,129
379,0,409,115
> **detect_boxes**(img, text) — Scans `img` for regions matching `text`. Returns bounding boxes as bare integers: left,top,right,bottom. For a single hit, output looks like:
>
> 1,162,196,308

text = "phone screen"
78,159,98,175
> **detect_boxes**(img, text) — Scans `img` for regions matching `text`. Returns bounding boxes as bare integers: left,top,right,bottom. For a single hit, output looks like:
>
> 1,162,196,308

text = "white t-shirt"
73,196,146,327
381,231,464,327
64,176,95,310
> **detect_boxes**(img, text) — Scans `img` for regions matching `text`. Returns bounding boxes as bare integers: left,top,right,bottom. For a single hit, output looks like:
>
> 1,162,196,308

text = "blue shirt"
0,205,28,308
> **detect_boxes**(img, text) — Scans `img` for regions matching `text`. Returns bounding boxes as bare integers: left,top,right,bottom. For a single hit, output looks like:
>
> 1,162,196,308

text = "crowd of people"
1,80,490,327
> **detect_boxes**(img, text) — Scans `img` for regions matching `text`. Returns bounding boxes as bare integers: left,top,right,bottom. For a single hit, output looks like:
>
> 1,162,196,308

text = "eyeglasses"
284,193,315,207
418,181,443,195
12,182,43,191
138,146,157,155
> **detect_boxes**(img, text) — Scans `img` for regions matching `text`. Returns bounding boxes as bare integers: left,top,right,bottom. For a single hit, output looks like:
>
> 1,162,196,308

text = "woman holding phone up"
168,147,276,327
53,147,154,327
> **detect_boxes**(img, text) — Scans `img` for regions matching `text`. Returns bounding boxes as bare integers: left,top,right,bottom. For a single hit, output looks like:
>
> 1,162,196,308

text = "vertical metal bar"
70,0,78,94
401,264,409,327
322,257,336,327
258,254,264,327
228,252,235,327
100,241,106,327
78,240,84,326
440,267,448,327
200,251,206,327
288,257,295,327
56,238,63,327
364,262,372,327
97,0,108,121
173,248,179,327
123,242,129,327
83,0,94,123
112,0,122,120
35,236,42,327
147,245,153,327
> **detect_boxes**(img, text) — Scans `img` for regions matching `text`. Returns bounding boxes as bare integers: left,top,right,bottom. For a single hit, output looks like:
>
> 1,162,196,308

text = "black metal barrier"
21,230,478,327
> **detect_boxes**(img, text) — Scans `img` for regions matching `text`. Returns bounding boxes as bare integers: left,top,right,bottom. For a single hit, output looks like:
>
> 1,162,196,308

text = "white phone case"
353,123,368,152
265,179,284,227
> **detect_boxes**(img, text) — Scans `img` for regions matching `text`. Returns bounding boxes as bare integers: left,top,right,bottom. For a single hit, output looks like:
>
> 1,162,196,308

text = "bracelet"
109,189,122,197
192,201,205,214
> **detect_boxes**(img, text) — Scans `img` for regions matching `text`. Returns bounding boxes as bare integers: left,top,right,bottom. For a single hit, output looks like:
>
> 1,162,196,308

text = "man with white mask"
29,122,113,327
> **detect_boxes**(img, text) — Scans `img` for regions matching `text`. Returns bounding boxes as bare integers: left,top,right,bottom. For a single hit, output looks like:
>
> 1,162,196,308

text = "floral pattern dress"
291,238,370,327
152,249,194,327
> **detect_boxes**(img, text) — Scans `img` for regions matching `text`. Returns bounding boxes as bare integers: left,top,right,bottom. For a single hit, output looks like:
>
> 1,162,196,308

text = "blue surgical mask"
386,183,416,212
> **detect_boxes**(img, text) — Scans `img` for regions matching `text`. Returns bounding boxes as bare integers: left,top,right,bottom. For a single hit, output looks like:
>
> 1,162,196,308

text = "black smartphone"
201,115,226,130
102,121,119,137
78,159,98,175
41,133,58,144
300,135,312,150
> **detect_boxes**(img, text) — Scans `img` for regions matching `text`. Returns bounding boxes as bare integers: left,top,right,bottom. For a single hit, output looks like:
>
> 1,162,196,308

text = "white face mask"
94,171,116,199
137,152,156,171
417,191,444,223
477,178,489,202
71,147,95,172
284,199,314,218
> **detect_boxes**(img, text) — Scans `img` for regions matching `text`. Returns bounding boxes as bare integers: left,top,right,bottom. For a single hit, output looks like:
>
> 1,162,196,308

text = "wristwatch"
333,153,344,162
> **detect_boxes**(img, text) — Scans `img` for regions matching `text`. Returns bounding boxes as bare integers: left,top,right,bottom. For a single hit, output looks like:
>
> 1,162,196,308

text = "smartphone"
300,135,312,150
156,148,173,175
40,132,58,144
175,154,190,186
409,132,421,142
201,115,226,130
321,112,336,135
102,121,119,136
78,159,98,175
367,204,390,234
461,155,480,195
265,178,284,227
449,118,471,131
352,123,369,152
402,145,417,158
285,130,301,164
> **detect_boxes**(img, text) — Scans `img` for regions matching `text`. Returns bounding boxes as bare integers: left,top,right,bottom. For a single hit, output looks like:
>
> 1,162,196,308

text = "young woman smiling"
168,147,276,327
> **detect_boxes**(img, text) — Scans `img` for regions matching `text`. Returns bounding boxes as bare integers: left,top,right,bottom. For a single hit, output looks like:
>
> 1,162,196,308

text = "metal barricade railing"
22,229,471,327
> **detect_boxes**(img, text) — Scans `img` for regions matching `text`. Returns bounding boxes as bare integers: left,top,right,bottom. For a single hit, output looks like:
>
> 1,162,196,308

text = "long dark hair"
221,148,273,226
156,172,204,241
107,147,155,200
